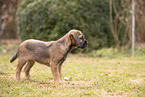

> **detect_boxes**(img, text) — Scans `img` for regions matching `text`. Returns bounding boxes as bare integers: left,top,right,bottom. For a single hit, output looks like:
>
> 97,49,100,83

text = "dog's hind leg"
16,59,26,81
24,60,35,79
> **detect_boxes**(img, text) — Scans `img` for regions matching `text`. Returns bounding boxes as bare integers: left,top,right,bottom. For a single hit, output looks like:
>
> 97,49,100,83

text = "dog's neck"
57,34,74,54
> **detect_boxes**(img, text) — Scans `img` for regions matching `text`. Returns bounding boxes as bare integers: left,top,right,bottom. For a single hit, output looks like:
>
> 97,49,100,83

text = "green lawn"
0,54,145,97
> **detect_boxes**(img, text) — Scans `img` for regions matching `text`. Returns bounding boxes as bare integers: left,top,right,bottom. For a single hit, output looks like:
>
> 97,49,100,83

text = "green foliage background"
17,0,113,51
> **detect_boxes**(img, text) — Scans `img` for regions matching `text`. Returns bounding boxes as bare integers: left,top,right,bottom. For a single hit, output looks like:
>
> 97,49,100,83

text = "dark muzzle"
78,40,88,49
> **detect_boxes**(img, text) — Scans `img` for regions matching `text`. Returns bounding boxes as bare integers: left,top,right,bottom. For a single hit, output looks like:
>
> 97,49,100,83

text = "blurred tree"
0,0,21,40
136,0,145,43
110,0,145,50
110,0,132,50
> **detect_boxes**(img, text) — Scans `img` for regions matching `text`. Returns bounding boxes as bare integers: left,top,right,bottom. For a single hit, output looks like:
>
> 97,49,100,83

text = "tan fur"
10,30,88,84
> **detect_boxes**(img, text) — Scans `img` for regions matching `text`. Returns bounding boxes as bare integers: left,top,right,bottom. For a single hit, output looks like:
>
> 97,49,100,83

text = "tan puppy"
10,30,88,84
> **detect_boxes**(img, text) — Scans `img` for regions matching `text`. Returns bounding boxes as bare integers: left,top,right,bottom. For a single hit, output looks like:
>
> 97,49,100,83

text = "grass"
0,40,145,97
0,54,145,97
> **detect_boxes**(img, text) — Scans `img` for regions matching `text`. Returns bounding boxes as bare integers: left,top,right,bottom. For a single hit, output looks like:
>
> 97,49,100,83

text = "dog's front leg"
58,60,65,81
50,62,62,84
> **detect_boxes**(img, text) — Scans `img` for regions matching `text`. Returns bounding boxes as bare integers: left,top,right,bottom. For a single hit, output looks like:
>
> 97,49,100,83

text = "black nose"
85,40,88,44
83,40,88,46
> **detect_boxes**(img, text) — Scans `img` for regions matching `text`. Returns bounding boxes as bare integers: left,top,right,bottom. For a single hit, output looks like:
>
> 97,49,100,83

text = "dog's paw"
53,80,63,85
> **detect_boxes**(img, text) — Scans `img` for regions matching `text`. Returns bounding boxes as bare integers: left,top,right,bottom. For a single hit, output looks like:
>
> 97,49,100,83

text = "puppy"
10,30,88,83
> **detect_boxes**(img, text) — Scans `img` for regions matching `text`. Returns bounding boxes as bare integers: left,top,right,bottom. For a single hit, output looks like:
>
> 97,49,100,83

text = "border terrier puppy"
10,30,88,84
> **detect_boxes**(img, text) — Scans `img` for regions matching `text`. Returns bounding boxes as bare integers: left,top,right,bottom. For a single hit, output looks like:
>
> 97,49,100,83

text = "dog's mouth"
78,40,88,49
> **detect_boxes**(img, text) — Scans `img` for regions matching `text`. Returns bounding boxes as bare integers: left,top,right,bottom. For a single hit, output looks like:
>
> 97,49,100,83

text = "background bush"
17,0,113,52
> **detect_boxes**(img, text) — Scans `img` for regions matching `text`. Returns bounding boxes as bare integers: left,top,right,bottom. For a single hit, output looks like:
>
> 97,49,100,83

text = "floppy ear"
69,31,79,46
69,32,79,42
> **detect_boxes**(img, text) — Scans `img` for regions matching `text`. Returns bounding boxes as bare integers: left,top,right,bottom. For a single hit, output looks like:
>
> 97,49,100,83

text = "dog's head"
69,30,88,49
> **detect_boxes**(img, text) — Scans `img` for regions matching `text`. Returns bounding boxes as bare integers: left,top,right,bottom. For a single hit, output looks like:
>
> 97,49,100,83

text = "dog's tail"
10,52,18,63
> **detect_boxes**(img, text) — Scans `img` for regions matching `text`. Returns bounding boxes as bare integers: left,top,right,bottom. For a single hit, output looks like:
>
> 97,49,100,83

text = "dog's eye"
79,36,83,39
